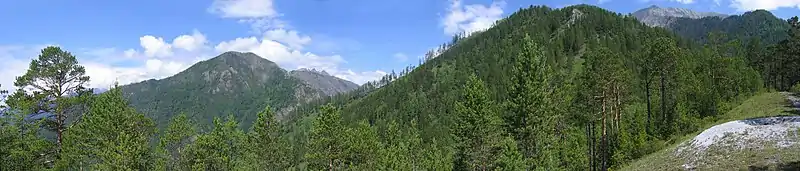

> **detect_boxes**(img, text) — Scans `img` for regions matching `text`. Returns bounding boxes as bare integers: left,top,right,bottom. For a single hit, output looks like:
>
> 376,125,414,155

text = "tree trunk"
57,112,64,152
601,96,607,171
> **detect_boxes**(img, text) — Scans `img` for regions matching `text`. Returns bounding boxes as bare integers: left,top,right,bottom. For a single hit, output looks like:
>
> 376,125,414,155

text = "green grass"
621,92,798,171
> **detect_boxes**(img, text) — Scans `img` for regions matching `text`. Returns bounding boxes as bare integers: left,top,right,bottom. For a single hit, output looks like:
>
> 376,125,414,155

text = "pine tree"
507,34,553,168
157,113,197,170
181,115,247,170
245,106,291,170
0,84,53,170
58,86,156,170
10,46,91,151
305,104,347,170
453,74,505,170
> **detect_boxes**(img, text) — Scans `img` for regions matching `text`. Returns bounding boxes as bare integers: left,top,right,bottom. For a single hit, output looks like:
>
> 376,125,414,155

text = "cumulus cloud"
441,0,506,36
214,36,343,71
139,36,173,58
172,30,208,52
82,59,192,88
1,0,387,91
264,29,311,50
206,0,384,84
213,36,385,84
0,46,32,92
729,0,800,11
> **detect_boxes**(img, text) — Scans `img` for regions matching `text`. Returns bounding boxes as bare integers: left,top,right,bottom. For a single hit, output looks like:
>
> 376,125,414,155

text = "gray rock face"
632,5,728,27
290,68,359,96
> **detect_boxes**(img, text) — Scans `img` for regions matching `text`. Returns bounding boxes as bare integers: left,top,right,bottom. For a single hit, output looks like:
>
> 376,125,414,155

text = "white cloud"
393,53,408,62
172,30,208,52
124,49,137,58
208,0,278,18
675,0,695,4
82,59,191,88
333,70,387,85
729,0,800,11
214,36,344,71
442,0,506,36
206,0,383,84
264,29,311,50
1,0,387,91
213,35,387,84
139,35,173,58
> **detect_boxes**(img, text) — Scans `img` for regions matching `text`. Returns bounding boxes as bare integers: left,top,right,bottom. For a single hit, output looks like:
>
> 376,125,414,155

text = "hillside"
623,92,800,170
121,51,356,129
279,4,776,170
632,5,728,27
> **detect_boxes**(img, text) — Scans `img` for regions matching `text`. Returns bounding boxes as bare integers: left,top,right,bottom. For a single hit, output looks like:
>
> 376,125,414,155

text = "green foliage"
494,136,525,171
156,113,196,170
791,83,800,94
668,10,790,45
0,110,53,170
453,74,508,170
9,46,91,151
305,104,348,170
58,87,156,170
181,115,247,170
243,106,291,170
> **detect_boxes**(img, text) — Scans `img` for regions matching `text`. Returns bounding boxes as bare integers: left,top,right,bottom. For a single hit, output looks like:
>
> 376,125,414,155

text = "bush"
791,82,800,93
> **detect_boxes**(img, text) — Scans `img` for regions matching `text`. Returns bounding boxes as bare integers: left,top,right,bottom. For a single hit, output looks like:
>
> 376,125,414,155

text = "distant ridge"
632,5,728,27
120,51,358,129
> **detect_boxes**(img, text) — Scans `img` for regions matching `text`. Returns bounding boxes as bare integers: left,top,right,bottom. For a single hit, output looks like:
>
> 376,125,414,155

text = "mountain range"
632,5,790,44
632,5,728,27
120,51,358,129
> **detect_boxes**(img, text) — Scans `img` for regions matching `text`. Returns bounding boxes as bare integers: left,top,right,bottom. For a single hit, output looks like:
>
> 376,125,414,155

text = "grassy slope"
622,92,800,171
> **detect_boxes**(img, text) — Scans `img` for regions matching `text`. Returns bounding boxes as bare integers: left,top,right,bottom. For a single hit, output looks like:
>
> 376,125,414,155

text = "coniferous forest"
2,4,800,170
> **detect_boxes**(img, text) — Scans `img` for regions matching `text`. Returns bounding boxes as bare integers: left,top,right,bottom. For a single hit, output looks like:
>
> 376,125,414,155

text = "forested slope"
121,51,323,129
667,10,790,45
283,4,767,170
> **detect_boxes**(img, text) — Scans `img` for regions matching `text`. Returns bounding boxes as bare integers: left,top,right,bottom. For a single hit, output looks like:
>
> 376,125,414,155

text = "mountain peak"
293,68,331,76
633,6,728,27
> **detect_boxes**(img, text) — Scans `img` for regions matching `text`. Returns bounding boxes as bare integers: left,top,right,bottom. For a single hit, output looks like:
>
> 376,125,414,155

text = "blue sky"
0,0,798,89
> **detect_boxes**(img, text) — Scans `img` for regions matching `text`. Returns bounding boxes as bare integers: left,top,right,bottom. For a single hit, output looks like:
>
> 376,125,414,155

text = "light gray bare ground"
673,92,800,170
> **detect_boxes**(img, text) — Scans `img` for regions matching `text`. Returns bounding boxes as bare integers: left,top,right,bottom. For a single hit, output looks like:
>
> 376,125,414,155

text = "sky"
0,0,799,91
